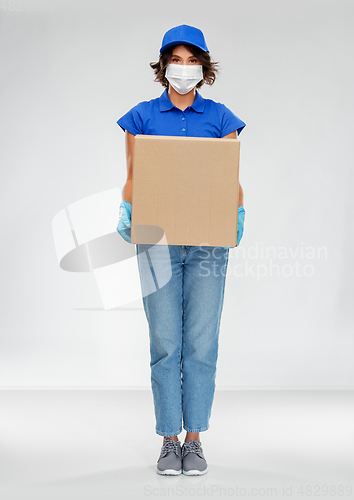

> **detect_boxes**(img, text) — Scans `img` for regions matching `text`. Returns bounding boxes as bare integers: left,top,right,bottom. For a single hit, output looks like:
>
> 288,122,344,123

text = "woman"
116,24,246,476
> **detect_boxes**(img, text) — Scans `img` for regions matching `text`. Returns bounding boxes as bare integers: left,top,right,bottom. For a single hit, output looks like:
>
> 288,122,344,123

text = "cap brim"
160,40,209,54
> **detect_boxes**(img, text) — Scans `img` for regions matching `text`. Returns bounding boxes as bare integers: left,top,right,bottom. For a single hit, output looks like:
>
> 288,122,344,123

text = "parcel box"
131,134,240,247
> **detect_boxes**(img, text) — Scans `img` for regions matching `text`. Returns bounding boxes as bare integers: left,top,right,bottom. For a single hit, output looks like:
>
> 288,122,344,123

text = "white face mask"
165,63,203,95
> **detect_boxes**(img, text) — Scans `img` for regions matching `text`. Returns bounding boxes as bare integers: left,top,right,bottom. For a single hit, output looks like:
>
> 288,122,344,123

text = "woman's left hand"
236,206,245,245
222,206,245,248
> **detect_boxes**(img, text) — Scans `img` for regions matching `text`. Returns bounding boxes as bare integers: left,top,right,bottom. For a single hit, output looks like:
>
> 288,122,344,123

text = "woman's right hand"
117,200,132,243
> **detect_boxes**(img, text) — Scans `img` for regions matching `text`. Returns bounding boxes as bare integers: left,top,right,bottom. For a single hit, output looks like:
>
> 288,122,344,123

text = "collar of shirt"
159,88,205,113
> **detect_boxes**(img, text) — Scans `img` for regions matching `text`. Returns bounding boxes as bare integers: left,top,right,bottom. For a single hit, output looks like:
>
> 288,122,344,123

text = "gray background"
1,0,353,388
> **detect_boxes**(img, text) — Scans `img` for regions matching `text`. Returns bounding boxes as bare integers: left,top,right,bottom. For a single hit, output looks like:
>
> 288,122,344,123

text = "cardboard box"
131,134,240,247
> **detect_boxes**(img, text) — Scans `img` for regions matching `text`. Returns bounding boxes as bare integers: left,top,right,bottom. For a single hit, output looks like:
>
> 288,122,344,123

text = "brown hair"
150,44,220,89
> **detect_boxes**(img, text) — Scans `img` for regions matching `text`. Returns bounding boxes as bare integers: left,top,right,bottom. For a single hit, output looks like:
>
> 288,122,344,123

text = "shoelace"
159,439,181,460
182,440,203,459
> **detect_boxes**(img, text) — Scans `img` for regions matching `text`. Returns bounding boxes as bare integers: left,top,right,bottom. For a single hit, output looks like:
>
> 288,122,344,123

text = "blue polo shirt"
117,88,246,138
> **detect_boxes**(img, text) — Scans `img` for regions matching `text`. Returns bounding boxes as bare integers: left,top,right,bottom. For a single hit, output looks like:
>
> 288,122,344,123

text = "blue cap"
160,24,209,54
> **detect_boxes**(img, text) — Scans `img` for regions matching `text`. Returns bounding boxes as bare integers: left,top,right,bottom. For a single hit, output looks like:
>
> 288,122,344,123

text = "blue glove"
222,206,245,248
117,200,132,243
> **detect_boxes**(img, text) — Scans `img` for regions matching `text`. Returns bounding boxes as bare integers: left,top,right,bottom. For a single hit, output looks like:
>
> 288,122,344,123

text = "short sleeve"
220,104,246,137
117,103,144,135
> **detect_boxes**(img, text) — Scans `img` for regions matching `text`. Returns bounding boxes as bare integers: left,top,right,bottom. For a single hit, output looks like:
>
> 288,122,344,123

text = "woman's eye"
171,58,198,63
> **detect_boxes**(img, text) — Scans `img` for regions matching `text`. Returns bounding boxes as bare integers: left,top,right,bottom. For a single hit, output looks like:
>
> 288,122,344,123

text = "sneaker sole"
157,467,182,475
182,466,208,476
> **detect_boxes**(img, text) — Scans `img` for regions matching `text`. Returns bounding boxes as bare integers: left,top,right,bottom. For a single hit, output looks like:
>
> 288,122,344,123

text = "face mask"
165,63,203,95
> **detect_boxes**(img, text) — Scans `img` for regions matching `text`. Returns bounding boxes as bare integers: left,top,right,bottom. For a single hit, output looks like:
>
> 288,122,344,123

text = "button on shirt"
117,88,246,138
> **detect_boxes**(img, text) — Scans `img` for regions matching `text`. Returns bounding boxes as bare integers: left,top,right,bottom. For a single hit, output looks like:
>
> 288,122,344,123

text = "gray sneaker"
156,438,182,475
182,440,208,475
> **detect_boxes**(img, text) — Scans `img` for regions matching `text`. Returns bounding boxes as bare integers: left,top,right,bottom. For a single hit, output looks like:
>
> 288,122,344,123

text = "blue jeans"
136,244,229,437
